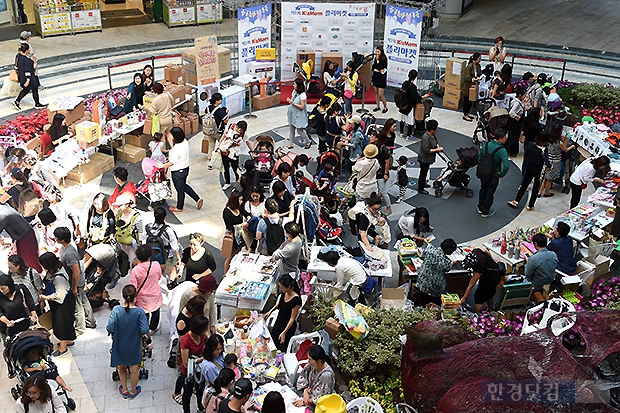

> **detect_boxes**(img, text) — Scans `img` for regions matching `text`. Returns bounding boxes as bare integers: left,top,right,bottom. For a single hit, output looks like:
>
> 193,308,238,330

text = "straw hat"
363,144,378,158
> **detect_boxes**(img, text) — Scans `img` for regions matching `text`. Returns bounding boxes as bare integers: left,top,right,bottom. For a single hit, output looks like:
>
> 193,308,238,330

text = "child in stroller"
433,146,480,198
23,347,72,392
472,98,510,144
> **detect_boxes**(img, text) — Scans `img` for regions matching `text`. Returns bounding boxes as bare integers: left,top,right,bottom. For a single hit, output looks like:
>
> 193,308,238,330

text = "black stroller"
433,146,480,198
472,98,509,144
84,243,121,310
3,329,76,410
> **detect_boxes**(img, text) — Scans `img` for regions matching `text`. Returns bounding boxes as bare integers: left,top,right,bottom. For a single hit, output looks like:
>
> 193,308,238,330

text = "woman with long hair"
142,64,154,92
123,73,145,114
287,78,310,149
200,334,225,387
16,374,66,413
107,284,149,399
264,273,302,352
342,60,358,115
86,193,115,246
262,392,286,413
222,191,248,268
7,254,44,315
461,52,482,122
322,60,340,95
371,45,388,113
202,368,235,413
397,69,422,140
46,113,71,150
489,64,512,108
324,102,349,149
371,125,394,215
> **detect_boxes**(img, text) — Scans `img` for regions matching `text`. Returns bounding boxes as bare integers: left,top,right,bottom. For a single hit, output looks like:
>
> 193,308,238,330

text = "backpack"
115,211,139,245
16,184,42,218
394,86,411,111
145,224,170,264
203,387,229,412
476,143,502,181
264,217,285,255
203,106,219,136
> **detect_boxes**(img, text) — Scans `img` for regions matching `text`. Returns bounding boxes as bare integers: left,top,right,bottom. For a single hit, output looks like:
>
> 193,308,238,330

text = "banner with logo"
238,4,272,76
280,2,375,82
195,36,219,85
383,4,423,88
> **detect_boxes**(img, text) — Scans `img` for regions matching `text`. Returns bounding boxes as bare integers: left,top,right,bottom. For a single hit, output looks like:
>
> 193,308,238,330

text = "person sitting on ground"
546,221,577,275
23,348,72,392
108,167,136,209
415,238,458,306
293,345,335,409
16,375,67,413
218,378,253,413
524,233,558,299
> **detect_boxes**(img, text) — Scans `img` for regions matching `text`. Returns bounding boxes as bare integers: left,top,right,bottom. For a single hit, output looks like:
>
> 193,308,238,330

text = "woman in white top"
244,185,265,217
16,375,67,413
352,144,380,202
322,60,340,95
287,78,310,149
319,251,371,302
489,36,507,72
163,127,203,213
569,155,610,209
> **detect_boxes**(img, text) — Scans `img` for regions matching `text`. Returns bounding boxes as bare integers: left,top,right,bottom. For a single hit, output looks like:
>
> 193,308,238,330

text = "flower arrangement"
510,78,529,91
83,88,128,112
0,110,49,144
556,80,576,89
581,276,620,310
467,312,525,338
581,106,620,126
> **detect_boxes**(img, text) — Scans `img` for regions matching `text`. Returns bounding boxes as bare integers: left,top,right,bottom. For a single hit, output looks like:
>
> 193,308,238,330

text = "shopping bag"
469,84,479,101
210,151,223,171
414,103,425,121
201,138,209,154
333,299,368,340
221,231,234,258
9,70,19,83
151,114,160,135
38,310,53,330
147,181,172,203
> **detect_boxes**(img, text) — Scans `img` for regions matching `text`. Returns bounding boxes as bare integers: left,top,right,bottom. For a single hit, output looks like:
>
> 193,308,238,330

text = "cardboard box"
48,102,86,125
252,92,281,110
201,138,209,154
25,137,41,154
75,120,101,143
187,113,199,134
297,49,315,76
183,68,198,86
124,134,152,149
381,288,407,309
218,46,231,75
77,138,99,149
321,52,343,72
357,61,372,91
116,144,146,164
443,86,462,110
256,48,276,61
183,118,191,136
143,94,155,108
444,75,461,90
165,64,184,84
445,57,466,80
67,152,114,184
165,84,186,106
324,317,342,339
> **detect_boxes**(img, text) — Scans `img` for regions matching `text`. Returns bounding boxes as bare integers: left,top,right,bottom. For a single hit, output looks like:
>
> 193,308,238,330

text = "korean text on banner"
280,2,375,82
383,4,423,88
238,4,272,76
195,36,219,85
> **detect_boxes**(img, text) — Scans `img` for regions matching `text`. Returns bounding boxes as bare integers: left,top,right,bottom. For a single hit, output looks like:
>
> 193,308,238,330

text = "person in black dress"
264,274,302,352
0,275,37,340
460,248,503,312
371,46,388,113
13,43,45,110
179,233,216,284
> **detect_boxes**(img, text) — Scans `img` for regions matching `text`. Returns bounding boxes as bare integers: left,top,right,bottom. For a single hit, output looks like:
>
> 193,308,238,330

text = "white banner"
238,4,272,76
280,2,375,82
383,4,423,88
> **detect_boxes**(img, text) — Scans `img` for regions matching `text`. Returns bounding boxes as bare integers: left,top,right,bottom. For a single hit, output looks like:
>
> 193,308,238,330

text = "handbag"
414,103,425,121
469,83,479,102
209,151,223,171
9,69,19,83
151,114,160,135
147,181,172,203
38,310,53,330
221,231,234,258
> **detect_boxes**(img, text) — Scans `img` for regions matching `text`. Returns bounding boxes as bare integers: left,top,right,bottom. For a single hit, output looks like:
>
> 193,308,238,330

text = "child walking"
396,155,409,203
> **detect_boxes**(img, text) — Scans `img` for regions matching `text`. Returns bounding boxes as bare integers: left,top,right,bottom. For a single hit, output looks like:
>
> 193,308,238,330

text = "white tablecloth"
307,245,392,281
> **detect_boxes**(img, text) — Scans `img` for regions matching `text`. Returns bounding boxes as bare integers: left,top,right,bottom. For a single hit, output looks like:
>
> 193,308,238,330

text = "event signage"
237,4,272,76
195,36,219,85
280,2,375,81
383,4,423,87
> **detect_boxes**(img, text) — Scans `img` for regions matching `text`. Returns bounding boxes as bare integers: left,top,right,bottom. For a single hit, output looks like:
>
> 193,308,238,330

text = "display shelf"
70,0,102,33
34,0,71,37
162,0,195,27
196,0,222,24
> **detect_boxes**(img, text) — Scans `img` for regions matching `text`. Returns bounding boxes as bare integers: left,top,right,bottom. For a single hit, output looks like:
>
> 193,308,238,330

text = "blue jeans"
345,96,353,115
171,167,200,210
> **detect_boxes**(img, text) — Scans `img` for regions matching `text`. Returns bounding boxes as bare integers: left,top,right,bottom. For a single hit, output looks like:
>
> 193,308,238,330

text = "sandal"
172,394,182,404
119,386,129,399
304,141,312,149
526,206,535,211
129,386,141,399
507,200,518,208
169,207,183,213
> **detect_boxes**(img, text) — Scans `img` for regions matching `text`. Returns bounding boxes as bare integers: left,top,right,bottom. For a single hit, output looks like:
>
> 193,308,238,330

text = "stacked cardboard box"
117,144,147,164
173,110,199,136
66,152,115,184
164,64,184,84
252,92,281,110
443,57,466,110
47,102,86,125
182,46,231,83
125,134,152,149
75,120,101,143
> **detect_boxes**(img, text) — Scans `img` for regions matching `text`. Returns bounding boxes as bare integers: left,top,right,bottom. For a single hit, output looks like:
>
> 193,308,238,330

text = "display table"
40,139,87,180
307,245,392,284
572,124,611,157
215,252,279,311
252,382,305,413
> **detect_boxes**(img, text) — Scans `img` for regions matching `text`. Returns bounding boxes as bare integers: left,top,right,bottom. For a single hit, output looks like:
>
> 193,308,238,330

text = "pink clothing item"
130,261,163,313
202,388,231,412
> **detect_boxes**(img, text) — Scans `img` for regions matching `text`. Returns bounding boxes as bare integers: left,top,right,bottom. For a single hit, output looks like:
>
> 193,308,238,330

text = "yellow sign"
195,36,219,85
255,48,276,61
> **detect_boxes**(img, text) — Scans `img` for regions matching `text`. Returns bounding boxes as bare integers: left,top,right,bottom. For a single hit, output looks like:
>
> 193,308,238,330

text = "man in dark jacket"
399,69,422,139
417,119,442,195
13,43,46,111
477,128,510,217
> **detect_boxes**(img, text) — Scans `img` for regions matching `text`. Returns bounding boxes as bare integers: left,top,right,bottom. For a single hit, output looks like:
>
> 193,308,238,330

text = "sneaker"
418,190,429,195
208,164,213,170
107,280,117,289
51,349,68,358
222,184,231,190
424,183,431,188
119,385,129,399
12,101,21,110
395,197,402,204
128,386,141,399
34,103,47,109
481,210,496,218
477,209,483,214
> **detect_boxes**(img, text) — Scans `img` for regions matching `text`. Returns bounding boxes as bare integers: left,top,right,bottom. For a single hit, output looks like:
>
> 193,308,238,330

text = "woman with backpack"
397,69,422,140
461,53,482,122
178,316,210,413
352,144,380,203
112,193,144,282
7,167,42,222
202,368,235,413
203,93,228,165
86,193,115,246
145,207,181,284
130,245,163,335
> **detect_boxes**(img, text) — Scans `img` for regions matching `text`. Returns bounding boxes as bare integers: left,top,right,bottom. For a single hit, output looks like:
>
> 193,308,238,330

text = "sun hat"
350,114,362,124
232,378,253,399
363,144,378,158
111,193,135,206
198,275,218,293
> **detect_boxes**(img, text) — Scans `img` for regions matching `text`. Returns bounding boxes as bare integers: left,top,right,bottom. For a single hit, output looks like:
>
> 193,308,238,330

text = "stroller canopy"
456,147,480,169
5,330,53,364
85,243,117,281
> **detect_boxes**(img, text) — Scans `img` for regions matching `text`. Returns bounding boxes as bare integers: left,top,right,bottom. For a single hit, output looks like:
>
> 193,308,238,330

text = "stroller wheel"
11,387,20,400
465,189,475,198
432,180,442,190
435,189,443,198
66,398,77,411
112,370,120,381
146,348,153,358
144,369,149,380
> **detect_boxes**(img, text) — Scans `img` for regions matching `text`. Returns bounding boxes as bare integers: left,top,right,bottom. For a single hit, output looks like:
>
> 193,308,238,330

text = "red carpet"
280,84,377,105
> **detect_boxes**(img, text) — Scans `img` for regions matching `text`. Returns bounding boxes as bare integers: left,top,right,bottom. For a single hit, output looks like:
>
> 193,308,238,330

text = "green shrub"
307,292,337,330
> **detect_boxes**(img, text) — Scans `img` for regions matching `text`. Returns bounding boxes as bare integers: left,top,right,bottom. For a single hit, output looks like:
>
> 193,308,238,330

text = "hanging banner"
280,2,375,82
195,36,219,85
238,4,272,76
383,4,423,88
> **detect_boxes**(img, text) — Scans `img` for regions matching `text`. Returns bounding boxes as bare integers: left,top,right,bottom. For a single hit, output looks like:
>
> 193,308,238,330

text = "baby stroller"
136,158,171,207
4,329,76,410
111,334,150,381
85,243,121,310
433,146,480,198
317,149,341,179
472,98,509,144
317,206,344,245
252,134,277,190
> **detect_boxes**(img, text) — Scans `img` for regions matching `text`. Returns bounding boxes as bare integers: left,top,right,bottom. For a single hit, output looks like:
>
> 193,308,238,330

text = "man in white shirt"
320,251,368,292
163,126,203,213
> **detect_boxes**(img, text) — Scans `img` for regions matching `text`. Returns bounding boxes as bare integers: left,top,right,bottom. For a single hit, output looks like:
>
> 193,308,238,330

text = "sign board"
237,4,272,76
195,36,219,85
383,4,423,87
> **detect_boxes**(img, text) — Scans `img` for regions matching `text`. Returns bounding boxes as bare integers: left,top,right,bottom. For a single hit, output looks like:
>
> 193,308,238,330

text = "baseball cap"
232,378,253,399
111,192,135,206
20,31,31,39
